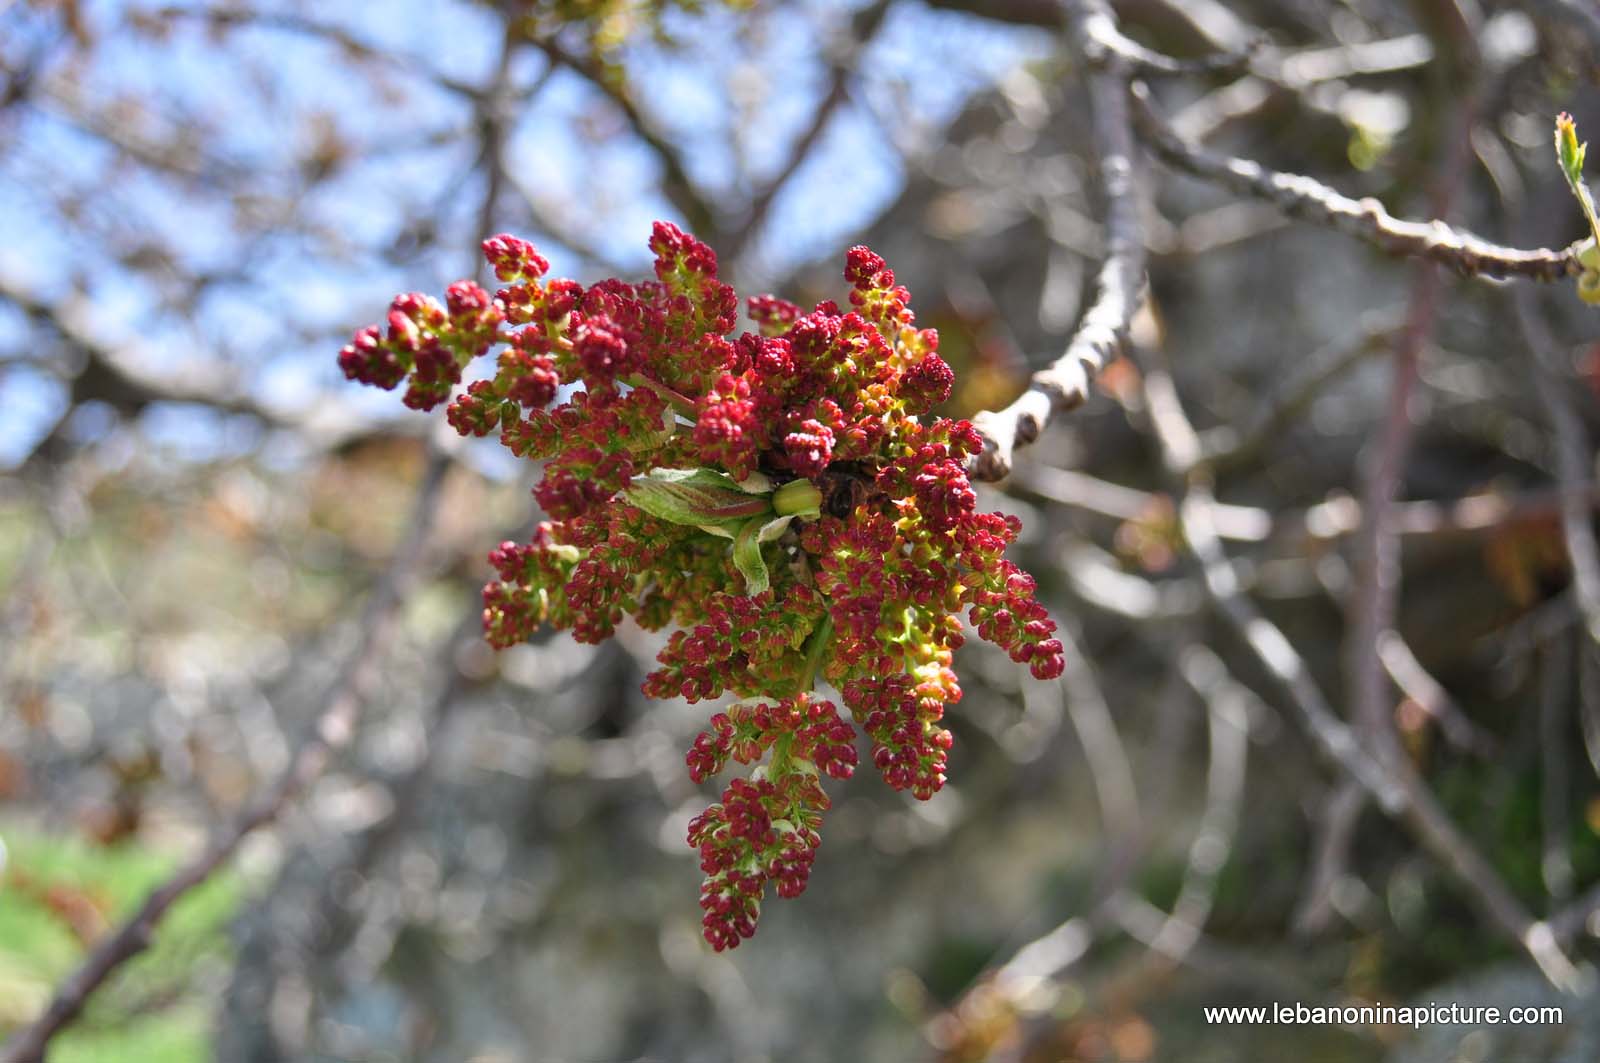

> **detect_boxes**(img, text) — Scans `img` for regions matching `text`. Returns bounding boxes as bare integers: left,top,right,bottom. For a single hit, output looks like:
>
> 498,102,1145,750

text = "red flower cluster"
338,223,1065,950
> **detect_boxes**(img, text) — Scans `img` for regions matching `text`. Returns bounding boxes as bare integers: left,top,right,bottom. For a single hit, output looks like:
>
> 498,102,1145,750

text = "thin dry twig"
1059,628,1143,900
1170,33,1433,144
1376,632,1499,759
722,0,893,266
1291,779,1369,935
535,37,719,237
971,0,1146,481
1541,630,1576,901
1134,645,1250,966
1200,306,1407,471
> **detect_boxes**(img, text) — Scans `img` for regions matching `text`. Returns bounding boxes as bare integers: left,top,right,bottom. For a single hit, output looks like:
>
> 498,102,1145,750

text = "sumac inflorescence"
338,223,1065,949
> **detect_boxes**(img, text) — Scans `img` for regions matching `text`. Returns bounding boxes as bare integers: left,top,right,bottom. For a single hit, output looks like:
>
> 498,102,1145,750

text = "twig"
1016,463,1600,548
1059,628,1142,900
1513,0,1600,59
1291,779,1369,935
1135,645,1250,966
534,38,718,237
0,449,451,1063
1516,289,1600,646
1375,632,1499,759
1201,307,1407,471
1339,56,1464,922
1541,629,1576,901
1072,1,1257,77
721,0,892,266
1550,878,1600,944
1131,85,1583,282
157,6,484,100
971,0,1146,481
1171,34,1433,144
1583,638,1600,786
1145,365,1585,991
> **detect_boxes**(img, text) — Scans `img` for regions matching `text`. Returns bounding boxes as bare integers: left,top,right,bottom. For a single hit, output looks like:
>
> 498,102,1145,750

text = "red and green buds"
338,222,1065,950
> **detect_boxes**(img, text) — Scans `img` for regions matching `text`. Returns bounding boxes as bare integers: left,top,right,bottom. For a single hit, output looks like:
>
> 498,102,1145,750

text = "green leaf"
1558,112,1587,183
732,516,772,595
1555,112,1600,248
624,468,772,528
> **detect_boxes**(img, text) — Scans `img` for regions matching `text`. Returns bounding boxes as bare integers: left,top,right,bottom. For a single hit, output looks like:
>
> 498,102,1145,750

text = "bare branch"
1517,289,1600,646
1513,0,1600,59
1072,0,1257,77
722,0,892,266
1135,645,1250,966
1171,34,1433,144
1144,365,1584,991
1376,632,1499,759
1131,85,1582,282
1291,779,1369,935
971,0,1147,481
535,38,719,237
1060,628,1143,899
1201,307,1406,471
1541,630,1576,900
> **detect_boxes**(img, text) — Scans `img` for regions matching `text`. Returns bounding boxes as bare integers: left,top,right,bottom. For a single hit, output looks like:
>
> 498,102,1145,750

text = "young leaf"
624,468,772,528
1556,112,1600,248
732,515,773,595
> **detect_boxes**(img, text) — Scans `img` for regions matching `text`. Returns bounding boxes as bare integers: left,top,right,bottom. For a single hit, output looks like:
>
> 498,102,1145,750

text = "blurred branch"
1291,779,1368,935
1200,307,1407,471
1513,0,1600,57
1541,630,1576,900
1516,289,1600,647
1015,462,1600,547
1131,84,1583,281
1060,629,1142,899
1072,0,1256,76
971,0,1146,481
534,37,719,236
1143,364,1585,992
1339,48,1474,941
1551,877,1600,944
1376,632,1499,759
0,448,452,1063
722,0,893,266
1171,33,1433,143
157,5,485,100
1133,645,1249,966
0,271,386,466
920,0,1064,28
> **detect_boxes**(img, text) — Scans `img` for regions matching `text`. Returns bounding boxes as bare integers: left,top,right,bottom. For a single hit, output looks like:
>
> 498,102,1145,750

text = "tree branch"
721,1,893,265
1143,365,1584,991
1131,84,1583,282
971,0,1147,481
535,38,719,237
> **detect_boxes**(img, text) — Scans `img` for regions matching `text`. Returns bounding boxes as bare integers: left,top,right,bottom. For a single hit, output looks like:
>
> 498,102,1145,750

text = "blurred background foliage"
4,0,1600,1061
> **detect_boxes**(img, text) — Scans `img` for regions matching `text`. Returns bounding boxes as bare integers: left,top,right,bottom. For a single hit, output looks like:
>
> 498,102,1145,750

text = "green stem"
773,478,822,518
768,732,794,779
797,615,834,694
627,373,698,417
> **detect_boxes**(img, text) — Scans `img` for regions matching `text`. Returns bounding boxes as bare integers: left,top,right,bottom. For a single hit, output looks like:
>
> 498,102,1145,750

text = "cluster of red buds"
339,222,1065,949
